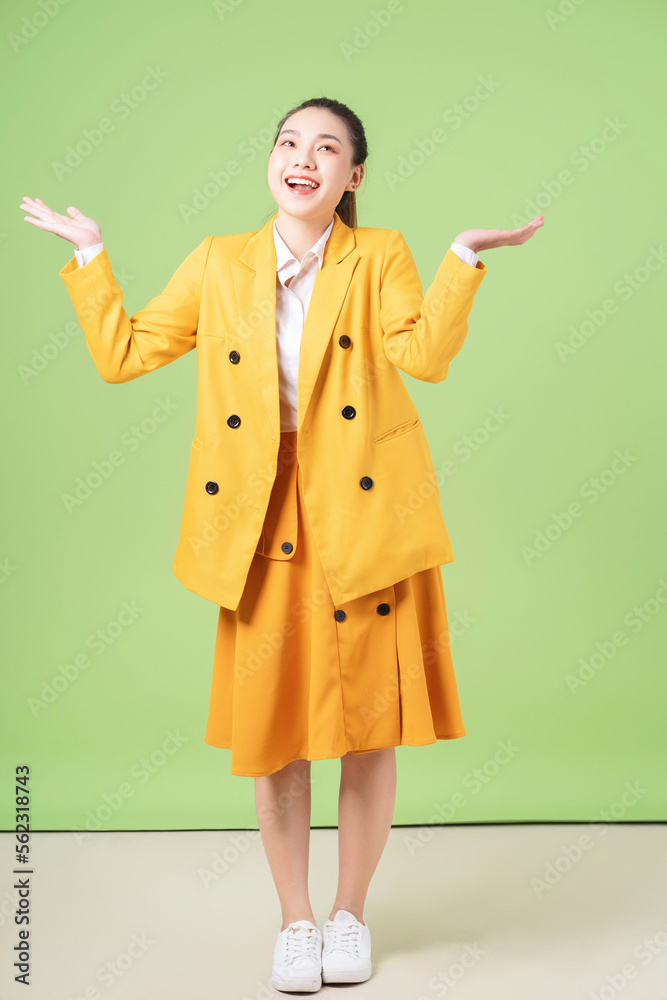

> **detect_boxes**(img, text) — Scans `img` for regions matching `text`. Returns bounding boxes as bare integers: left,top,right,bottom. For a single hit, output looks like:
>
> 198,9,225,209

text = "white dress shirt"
74,225,479,432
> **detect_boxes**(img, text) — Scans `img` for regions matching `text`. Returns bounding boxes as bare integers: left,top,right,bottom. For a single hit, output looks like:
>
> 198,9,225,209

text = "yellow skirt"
204,430,467,777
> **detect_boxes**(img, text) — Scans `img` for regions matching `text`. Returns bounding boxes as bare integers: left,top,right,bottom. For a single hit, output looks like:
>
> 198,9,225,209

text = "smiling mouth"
285,177,320,192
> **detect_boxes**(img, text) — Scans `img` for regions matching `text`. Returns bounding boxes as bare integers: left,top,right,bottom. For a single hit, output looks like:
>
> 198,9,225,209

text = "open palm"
20,197,102,249
456,214,545,253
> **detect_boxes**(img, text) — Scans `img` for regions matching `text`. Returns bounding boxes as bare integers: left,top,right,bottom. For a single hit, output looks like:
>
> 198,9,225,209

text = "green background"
1,0,665,831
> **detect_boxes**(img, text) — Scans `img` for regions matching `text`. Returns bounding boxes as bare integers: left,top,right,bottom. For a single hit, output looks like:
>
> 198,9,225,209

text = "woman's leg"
328,747,397,923
254,758,316,931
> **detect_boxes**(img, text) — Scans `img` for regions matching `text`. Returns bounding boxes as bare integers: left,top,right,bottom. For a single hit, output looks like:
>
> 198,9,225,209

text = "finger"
20,202,46,217
29,201,71,226
20,203,63,230
23,197,51,211
22,196,58,217
24,216,69,239
19,202,51,221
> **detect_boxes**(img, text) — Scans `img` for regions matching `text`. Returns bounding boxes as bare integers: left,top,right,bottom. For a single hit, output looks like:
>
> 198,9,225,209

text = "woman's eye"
281,141,335,152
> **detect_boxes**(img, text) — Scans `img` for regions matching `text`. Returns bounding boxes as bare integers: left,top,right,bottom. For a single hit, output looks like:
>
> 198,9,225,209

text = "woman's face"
268,107,364,222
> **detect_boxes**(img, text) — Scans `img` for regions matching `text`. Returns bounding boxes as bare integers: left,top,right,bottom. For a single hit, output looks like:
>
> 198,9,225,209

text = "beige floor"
0,824,665,998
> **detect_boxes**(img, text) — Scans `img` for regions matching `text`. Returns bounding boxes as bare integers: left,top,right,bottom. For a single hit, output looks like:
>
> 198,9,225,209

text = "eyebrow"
278,128,343,144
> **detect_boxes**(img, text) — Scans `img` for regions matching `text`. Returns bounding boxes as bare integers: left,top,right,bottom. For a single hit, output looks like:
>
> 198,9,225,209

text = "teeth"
287,178,318,188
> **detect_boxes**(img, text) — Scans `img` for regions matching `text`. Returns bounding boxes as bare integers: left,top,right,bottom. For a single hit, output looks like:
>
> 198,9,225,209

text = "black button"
227,414,241,428
229,350,240,364
338,335,351,349
342,405,356,419
281,542,293,554
205,481,219,495
376,603,391,616
334,609,346,622
360,476,373,490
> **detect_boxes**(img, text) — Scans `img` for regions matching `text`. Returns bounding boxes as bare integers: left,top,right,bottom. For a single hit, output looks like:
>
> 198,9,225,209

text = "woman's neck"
274,210,335,264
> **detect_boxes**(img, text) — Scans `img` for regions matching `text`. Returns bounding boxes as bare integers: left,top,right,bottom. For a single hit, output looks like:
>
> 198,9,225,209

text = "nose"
293,155,313,169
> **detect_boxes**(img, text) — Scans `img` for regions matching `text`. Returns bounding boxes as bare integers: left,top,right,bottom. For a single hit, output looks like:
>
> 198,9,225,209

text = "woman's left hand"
455,214,544,253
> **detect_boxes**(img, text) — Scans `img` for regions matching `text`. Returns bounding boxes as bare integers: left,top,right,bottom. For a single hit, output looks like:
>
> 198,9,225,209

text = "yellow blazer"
60,210,487,610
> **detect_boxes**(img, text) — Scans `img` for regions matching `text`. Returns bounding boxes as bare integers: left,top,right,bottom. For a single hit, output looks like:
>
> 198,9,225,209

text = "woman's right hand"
20,197,102,250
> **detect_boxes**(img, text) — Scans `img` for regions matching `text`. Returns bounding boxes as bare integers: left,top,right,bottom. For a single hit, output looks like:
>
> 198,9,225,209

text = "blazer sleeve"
59,235,215,384
379,229,487,383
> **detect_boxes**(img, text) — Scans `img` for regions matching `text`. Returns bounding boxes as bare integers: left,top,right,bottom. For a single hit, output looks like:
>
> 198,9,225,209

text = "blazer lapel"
231,210,360,439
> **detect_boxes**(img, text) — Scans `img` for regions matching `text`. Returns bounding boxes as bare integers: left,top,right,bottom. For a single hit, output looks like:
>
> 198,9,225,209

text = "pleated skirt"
204,430,467,777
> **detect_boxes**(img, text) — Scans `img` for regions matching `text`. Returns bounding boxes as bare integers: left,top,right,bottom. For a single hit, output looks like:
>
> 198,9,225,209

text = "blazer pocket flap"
372,417,420,444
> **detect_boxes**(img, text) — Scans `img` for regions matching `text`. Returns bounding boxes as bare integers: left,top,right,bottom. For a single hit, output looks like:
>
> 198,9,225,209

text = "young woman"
20,95,543,992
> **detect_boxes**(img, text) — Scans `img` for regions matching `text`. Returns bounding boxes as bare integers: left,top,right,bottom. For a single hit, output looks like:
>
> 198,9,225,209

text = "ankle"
328,906,365,925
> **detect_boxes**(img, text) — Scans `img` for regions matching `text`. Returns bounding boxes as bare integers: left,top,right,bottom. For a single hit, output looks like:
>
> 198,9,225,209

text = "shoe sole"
271,970,322,992
322,963,372,984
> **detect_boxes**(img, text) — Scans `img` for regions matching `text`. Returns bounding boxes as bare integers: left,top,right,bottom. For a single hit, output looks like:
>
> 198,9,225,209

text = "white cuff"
74,242,104,268
450,241,479,268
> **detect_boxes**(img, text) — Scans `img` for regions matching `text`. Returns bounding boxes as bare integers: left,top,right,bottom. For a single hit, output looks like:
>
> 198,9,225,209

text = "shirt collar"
273,216,335,281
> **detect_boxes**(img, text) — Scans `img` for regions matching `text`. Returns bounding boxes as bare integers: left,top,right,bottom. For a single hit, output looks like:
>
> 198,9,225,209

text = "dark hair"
268,96,368,228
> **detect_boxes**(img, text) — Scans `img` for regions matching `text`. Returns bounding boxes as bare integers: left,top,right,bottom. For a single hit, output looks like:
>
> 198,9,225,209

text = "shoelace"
284,924,320,965
323,921,360,957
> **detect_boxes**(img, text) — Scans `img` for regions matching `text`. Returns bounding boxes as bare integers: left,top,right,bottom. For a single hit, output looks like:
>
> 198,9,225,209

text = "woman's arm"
58,236,213,383
379,215,544,382
20,197,213,384
380,230,487,382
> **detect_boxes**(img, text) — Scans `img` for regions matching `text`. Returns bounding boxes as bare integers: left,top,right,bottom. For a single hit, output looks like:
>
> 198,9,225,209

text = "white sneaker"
271,919,322,993
321,909,372,983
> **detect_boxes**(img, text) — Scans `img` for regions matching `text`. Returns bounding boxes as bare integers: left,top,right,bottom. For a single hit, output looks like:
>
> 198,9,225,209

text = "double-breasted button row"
229,337,349,364
339,401,375,491
206,452,372,495
228,353,241,431
224,347,248,430
334,602,391,622
203,336,377,496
